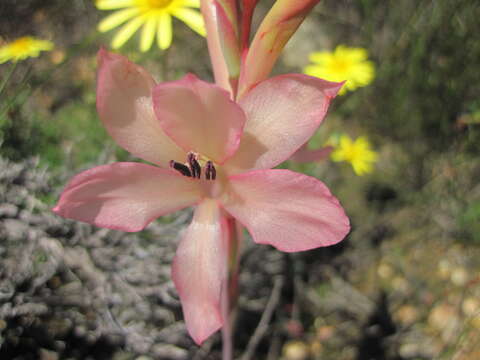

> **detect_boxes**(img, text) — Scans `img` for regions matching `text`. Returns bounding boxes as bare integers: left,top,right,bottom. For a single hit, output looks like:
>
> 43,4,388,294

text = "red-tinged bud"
201,0,242,96
201,0,232,94
240,0,259,50
238,0,321,98
215,1,241,89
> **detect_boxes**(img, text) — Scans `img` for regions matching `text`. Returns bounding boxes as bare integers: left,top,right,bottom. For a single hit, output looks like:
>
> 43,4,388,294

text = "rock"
282,340,310,360
450,267,469,286
0,203,18,218
151,344,189,360
0,155,287,359
377,262,394,279
462,297,479,316
19,210,47,226
2,219,29,241
399,343,422,358
316,325,335,341
428,303,460,340
309,340,323,356
39,348,59,360
0,281,14,301
394,305,419,326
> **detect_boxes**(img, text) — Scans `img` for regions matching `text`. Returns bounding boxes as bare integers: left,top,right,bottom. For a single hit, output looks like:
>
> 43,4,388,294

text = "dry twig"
239,275,284,360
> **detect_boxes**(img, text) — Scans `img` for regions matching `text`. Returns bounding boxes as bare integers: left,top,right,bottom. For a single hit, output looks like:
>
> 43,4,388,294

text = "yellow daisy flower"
0,36,54,64
96,0,206,51
330,134,378,176
303,45,375,95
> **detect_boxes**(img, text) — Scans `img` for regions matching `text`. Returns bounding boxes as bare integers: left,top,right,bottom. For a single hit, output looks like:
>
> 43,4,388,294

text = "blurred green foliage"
333,0,480,148
458,201,480,245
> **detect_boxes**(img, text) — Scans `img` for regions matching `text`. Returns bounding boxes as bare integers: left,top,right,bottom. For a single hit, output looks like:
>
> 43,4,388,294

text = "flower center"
170,152,217,181
144,0,173,9
343,143,364,163
330,58,351,74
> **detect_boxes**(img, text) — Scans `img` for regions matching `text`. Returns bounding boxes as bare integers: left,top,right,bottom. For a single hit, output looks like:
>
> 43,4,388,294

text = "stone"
2,219,29,241
282,340,310,360
151,344,189,360
0,203,18,218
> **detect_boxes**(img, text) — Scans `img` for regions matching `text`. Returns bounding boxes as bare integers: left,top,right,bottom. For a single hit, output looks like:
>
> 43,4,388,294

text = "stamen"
169,160,192,177
205,161,216,180
188,152,201,179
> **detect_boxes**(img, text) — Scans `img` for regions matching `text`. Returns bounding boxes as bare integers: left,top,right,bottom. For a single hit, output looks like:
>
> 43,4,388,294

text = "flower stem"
221,295,233,360
0,62,17,97
222,217,243,360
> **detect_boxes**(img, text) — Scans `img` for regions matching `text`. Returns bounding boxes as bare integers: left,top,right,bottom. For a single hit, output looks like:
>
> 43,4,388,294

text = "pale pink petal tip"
171,200,227,345
291,145,334,163
53,162,201,232
96,47,185,167
329,80,346,98
97,47,121,67
223,169,350,252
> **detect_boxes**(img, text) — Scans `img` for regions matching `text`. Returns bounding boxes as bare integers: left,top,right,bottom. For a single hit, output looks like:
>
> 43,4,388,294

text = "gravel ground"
0,156,286,359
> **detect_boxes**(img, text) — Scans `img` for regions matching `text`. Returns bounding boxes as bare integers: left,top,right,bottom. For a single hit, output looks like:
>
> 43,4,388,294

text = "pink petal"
152,74,246,164
97,49,185,167
290,145,334,163
224,74,343,174
172,199,227,345
53,162,202,232
222,169,350,252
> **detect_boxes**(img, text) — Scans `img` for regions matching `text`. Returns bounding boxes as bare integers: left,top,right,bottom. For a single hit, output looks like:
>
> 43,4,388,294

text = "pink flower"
53,49,350,345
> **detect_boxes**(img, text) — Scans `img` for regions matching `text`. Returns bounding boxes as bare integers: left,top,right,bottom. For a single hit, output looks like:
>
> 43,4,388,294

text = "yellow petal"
157,13,172,50
0,37,54,63
0,50,10,64
171,8,206,36
352,160,372,175
330,151,345,162
111,16,145,49
96,0,136,10
339,134,353,148
303,65,324,78
351,62,375,85
341,46,368,62
140,17,157,52
362,152,379,162
35,40,54,51
98,8,140,32
337,85,347,95
177,0,201,8
308,51,333,64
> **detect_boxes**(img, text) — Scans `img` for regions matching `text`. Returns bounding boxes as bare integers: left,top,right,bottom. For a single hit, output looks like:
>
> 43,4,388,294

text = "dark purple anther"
187,152,201,179
170,160,192,177
205,161,216,181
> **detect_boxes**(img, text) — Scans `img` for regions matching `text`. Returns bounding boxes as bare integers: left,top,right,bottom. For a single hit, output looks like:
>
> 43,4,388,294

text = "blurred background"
0,0,479,359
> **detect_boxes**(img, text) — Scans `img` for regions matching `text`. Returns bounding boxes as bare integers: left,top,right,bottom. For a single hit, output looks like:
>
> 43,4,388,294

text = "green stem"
0,62,17,97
